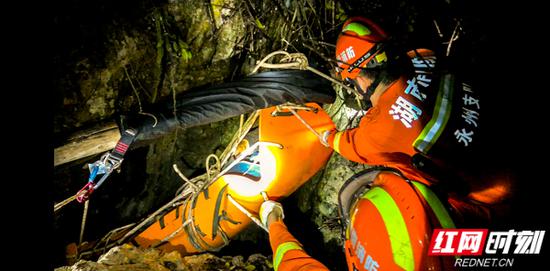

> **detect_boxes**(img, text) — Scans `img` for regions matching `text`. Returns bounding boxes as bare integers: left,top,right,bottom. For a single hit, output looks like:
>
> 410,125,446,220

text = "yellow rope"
239,114,244,137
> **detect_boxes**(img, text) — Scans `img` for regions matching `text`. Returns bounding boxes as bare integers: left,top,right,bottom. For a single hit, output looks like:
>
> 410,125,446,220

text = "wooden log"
54,122,121,167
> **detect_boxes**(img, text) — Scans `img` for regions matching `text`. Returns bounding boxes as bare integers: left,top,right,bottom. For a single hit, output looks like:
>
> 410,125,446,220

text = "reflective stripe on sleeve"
411,181,456,229
274,241,303,271
413,74,455,153
363,187,414,271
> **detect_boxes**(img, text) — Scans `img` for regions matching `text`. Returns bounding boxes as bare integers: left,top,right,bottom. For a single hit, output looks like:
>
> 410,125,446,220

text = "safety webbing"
413,74,455,153
342,22,372,36
363,187,414,271
412,182,456,229
111,128,137,159
211,184,229,240
274,242,303,271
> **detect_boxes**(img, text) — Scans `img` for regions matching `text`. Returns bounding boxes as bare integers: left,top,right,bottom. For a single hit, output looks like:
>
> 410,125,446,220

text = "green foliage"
255,18,266,30
174,38,192,63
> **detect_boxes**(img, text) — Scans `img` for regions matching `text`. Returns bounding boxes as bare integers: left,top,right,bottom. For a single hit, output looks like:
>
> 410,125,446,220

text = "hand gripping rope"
75,128,138,203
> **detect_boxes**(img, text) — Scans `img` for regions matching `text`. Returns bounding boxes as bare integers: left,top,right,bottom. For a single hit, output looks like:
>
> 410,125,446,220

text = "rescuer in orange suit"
259,199,329,271
319,16,513,211
257,16,515,271
259,166,469,271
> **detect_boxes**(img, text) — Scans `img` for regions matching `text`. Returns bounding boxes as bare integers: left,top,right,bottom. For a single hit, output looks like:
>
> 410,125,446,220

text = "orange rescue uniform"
326,49,512,207
327,50,433,168
268,220,330,271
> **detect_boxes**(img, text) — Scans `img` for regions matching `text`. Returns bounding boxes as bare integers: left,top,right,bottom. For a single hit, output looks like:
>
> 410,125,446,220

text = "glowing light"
225,144,278,197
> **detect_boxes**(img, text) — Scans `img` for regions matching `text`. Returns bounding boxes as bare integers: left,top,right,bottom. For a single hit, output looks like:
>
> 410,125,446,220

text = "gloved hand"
320,130,331,147
259,200,285,229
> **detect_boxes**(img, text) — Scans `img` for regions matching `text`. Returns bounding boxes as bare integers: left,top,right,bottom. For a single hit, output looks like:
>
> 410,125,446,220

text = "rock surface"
56,244,273,271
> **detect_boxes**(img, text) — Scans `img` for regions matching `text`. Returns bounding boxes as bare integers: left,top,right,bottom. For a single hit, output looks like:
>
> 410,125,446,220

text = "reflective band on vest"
342,22,372,36
274,242,303,271
333,131,343,154
412,181,456,229
363,187,414,271
413,73,455,153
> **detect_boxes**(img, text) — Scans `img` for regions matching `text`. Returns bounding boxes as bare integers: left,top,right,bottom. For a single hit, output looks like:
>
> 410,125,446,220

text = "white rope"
117,193,188,245
287,108,324,141
446,22,461,57
79,200,90,245
226,194,268,232
173,164,199,191
206,154,221,181
54,195,76,213
250,50,362,99
151,219,192,248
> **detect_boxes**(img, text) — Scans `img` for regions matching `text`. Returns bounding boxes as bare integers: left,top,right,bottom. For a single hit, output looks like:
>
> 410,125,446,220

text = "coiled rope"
249,50,363,99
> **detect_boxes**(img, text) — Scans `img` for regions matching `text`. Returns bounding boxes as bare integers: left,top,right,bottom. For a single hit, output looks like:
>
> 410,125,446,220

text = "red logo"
428,229,489,256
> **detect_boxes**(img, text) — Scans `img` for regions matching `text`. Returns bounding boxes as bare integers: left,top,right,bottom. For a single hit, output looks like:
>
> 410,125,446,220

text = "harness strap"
111,128,137,159
75,128,138,203
211,184,229,240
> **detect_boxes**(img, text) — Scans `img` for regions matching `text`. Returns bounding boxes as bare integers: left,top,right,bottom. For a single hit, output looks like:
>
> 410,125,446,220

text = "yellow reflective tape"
412,181,456,229
274,242,303,271
363,187,414,271
333,131,343,153
375,51,387,63
342,22,372,36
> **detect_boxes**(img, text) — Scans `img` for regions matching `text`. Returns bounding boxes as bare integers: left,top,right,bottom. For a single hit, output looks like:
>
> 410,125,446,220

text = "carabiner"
76,182,95,203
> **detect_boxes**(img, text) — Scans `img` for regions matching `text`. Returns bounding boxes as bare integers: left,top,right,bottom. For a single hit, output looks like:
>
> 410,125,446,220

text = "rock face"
56,244,273,271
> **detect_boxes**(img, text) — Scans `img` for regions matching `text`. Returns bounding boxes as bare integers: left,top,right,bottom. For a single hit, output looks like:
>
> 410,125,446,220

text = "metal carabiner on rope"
93,152,124,190
75,128,137,203
75,153,109,203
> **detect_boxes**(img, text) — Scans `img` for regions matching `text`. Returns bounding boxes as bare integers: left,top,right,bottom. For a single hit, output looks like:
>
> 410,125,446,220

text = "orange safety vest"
268,221,330,271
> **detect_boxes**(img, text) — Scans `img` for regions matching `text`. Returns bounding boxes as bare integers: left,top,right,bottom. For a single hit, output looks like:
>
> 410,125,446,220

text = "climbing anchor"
75,128,138,203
